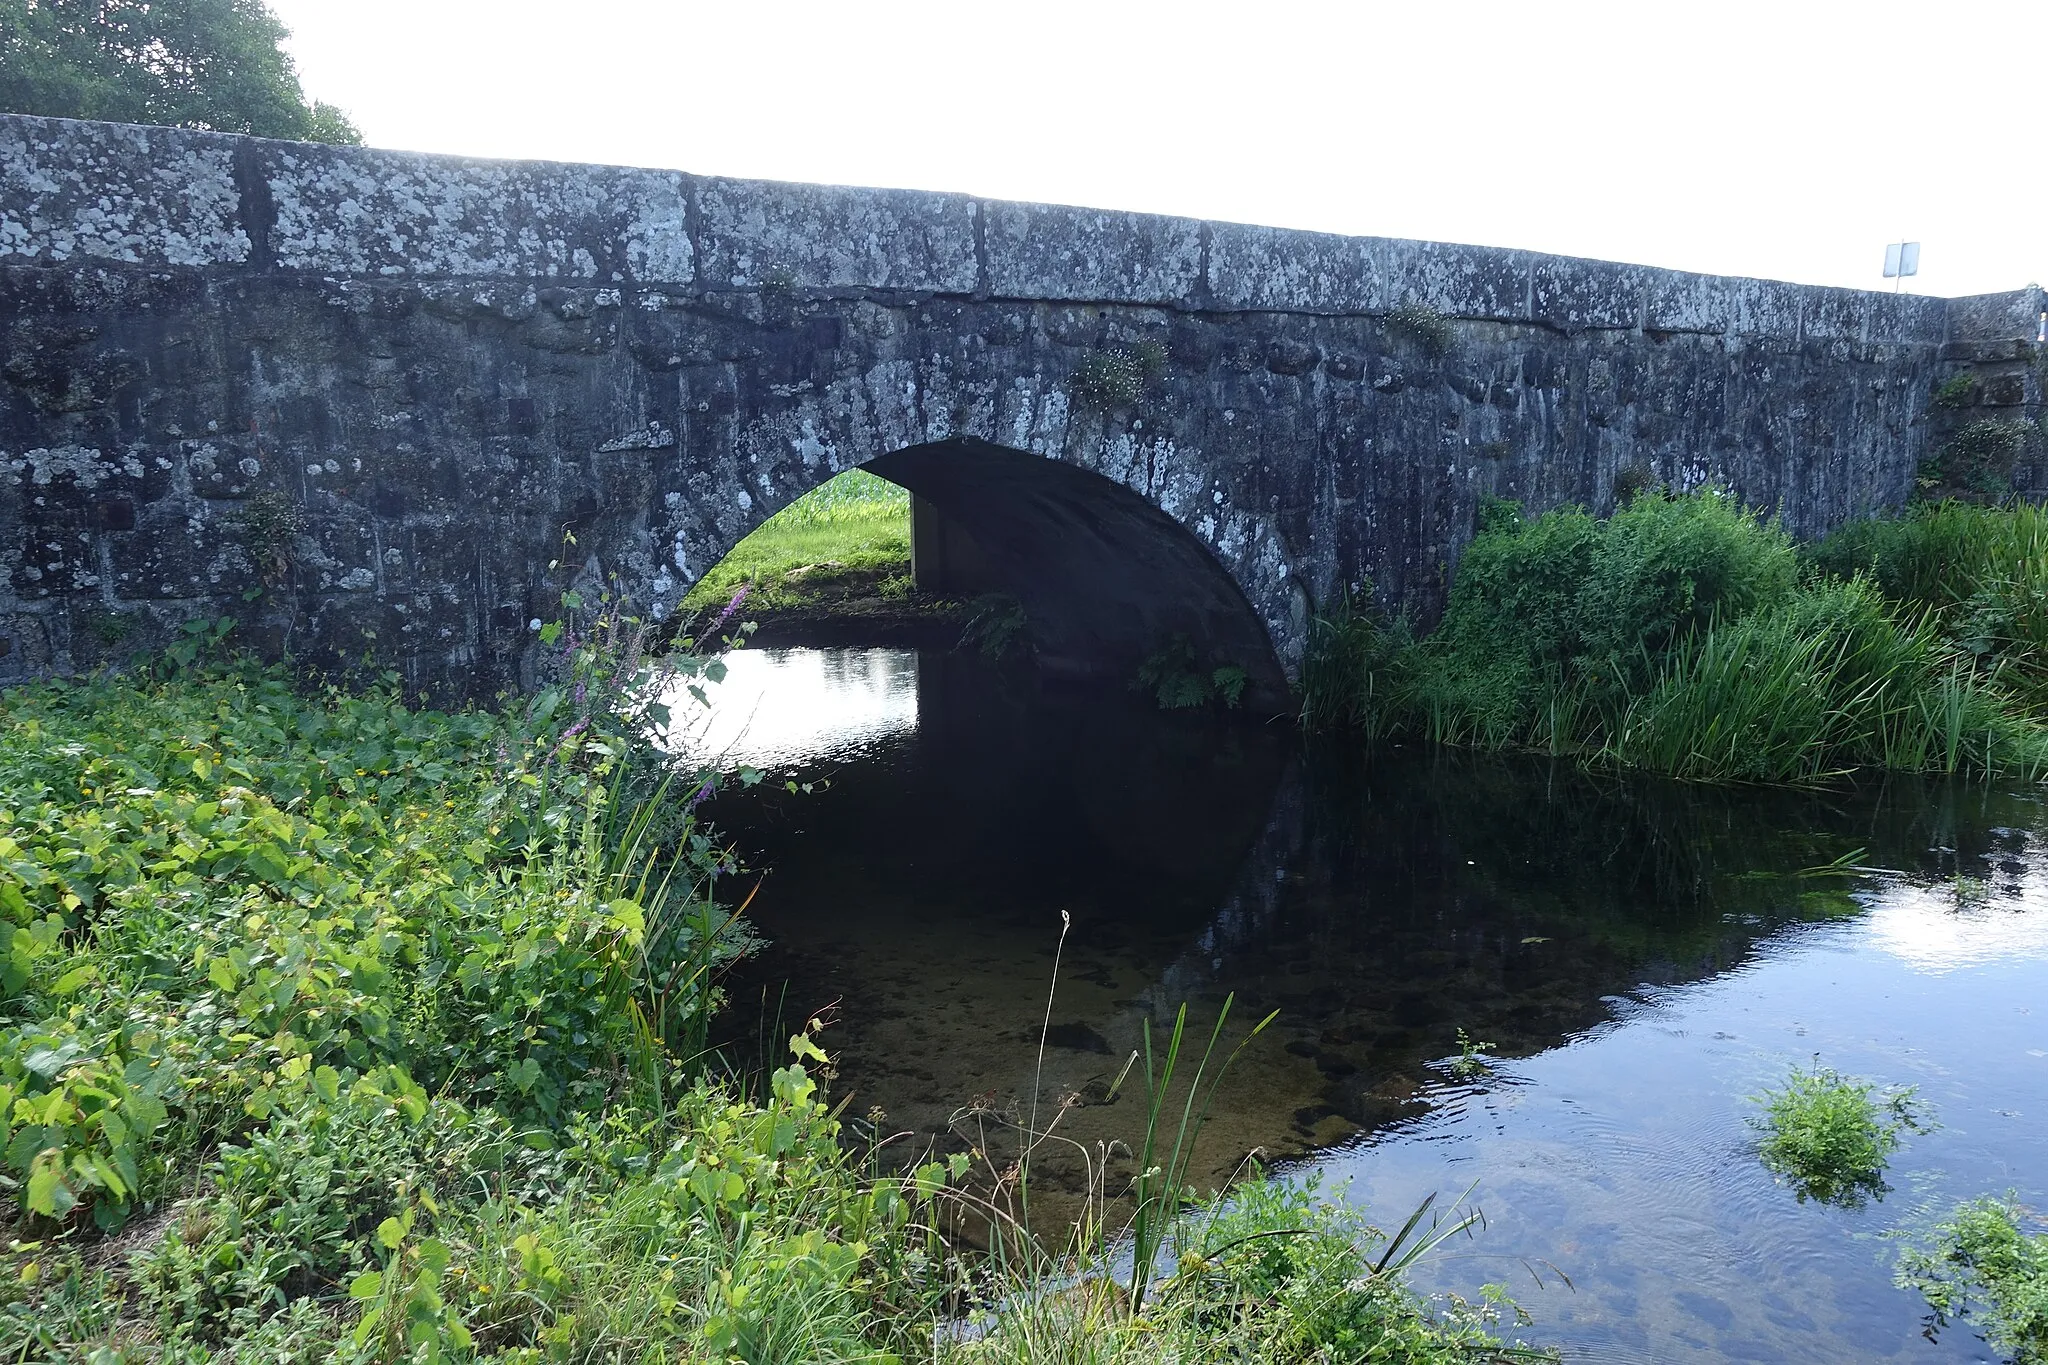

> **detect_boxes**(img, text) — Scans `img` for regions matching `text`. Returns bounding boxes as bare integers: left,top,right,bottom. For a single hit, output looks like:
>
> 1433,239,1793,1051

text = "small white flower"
528,617,543,631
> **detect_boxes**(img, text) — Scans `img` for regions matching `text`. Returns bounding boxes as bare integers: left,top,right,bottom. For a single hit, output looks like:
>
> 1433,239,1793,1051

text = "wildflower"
711,584,749,632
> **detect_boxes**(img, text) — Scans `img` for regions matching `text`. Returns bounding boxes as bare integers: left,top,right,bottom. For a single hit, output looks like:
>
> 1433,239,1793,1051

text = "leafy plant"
1134,636,1248,711
1444,1029,1497,1082
1897,1194,2048,1364
1750,1061,1928,1207
959,593,1030,663
1933,373,1979,410
1069,340,1168,411
232,490,307,588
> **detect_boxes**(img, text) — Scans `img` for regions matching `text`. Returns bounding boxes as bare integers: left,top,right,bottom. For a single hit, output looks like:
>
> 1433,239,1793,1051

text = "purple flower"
686,777,716,810
573,680,587,706
560,718,589,741
711,585,749,631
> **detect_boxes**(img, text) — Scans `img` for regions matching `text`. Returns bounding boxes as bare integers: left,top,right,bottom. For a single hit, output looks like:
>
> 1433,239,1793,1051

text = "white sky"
271,0,2047,299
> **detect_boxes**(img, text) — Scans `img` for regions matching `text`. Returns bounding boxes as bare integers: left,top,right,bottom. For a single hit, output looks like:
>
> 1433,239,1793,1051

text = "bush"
1749,1062,1926,1208
1304,490,2048,783
1807,500,2048,710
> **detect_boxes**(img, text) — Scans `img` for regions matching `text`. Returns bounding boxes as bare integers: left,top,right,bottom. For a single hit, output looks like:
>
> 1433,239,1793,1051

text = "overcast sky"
271,0,2046,299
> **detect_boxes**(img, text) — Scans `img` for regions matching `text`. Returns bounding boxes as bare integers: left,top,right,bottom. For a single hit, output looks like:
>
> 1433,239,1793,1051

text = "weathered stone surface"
0,115,247,267
1,114,2040,702
262,143,693,283
982,201,1202,304
1383,239,1530,320
694,177,975,292
1208,221,1380,313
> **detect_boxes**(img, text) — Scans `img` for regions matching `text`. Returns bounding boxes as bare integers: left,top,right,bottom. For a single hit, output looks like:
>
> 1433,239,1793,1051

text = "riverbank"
1304,491,2048,784
0,652,1542,1363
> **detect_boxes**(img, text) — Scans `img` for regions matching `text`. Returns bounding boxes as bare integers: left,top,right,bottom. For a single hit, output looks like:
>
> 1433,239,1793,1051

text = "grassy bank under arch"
1303,491,2048,784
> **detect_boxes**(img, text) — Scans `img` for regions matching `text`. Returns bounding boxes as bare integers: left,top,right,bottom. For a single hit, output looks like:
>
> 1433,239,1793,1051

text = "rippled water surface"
669,647,2048,1364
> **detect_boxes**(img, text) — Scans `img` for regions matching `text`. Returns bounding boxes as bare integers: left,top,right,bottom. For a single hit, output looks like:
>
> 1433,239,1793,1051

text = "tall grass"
1304,491,2048,784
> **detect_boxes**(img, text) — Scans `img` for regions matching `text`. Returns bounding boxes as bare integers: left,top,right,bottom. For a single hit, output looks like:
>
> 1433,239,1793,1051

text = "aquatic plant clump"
1749,1062,1927,1207
1897,1195,2048,1364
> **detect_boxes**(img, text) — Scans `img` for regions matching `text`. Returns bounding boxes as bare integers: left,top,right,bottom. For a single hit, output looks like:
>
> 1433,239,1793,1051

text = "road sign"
1884,242,1921,279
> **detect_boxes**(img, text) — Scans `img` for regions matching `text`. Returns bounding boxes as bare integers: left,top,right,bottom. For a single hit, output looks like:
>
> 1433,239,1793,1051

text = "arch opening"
684,438,1289,713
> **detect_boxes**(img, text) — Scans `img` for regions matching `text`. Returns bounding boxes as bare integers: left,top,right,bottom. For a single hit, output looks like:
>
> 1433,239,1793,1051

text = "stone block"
1382,239,1529,321
1645,270,1733,334
0,115,249,268
1728,278,1803,339
1532,256,1646,331
693,177,977,292
1866,291,1948,345
982,201,1201,304
261,143,693,284
1946,288,2045,342
1206,221,1380,313
1800,287,1866,341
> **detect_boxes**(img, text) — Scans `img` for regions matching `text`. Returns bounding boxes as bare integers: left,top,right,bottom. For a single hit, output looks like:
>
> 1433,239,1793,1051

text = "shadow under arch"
846,437,1290,711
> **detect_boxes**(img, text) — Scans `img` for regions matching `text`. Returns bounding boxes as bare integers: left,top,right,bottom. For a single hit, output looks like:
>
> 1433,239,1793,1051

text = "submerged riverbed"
665,646,2048,1364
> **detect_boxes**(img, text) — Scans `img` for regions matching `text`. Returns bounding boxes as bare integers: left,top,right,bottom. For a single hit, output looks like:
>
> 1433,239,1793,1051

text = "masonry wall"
2,113,2040,696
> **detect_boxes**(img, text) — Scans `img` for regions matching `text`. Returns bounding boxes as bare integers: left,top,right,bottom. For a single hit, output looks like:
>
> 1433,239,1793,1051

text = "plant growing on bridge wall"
1925,419,2035,500
1069,340,1168,411
1932,373,1978,410
231,489,307,588
1386,302,1456,361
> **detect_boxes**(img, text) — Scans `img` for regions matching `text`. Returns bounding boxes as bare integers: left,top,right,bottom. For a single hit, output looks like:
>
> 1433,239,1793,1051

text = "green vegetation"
1385,302,1456,360
1807,498,2048,710
1921,419,2039,501
1749,1062,1926,1208
1068,341,1168,411
1898,1195,2048,1364
955,1178,1540,1364
1,0,361,142
0,634,1540,1361
682,468,912,618
1303,490,2048,783
1133,635,1248,711
1443,1030,1497,1083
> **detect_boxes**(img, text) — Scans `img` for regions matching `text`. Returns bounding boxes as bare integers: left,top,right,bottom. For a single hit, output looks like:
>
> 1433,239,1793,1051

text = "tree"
0,0,360,143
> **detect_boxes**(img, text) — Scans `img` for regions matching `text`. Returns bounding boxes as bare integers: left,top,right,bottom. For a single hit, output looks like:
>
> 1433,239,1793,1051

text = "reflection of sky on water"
1323,868,2048,1364
652,648,919,772
1865,877,2048,972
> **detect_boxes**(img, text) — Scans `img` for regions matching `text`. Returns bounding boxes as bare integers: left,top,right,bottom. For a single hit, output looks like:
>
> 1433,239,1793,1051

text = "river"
659,645,2048,1364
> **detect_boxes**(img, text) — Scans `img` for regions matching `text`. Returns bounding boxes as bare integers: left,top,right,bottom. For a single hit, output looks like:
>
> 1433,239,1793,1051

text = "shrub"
1897,1195,2048,1364
1305,489,2048,783
1749,1062,1926,1207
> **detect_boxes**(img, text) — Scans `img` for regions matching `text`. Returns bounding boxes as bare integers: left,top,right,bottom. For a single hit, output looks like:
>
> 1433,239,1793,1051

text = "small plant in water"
1897,1194,2048,1364
1751,1060,1928,1207
1444,1029,1497,1081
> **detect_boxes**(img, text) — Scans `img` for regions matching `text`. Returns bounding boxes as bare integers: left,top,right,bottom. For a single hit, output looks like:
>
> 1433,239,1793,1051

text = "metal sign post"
1884,241,1921,292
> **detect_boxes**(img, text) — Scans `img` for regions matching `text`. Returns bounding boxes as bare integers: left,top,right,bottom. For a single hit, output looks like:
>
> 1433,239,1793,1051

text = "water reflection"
655,647,919,770
699,647,2048,1364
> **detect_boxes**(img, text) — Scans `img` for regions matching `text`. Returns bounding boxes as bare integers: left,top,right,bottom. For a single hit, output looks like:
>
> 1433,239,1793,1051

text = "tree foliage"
0,0,360,142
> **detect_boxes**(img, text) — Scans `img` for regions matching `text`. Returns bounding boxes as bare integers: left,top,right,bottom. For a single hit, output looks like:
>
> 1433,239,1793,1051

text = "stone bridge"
3,113,2043,705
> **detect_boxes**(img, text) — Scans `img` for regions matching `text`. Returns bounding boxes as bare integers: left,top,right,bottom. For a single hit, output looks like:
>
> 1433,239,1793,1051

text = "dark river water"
663,646,2048,1365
